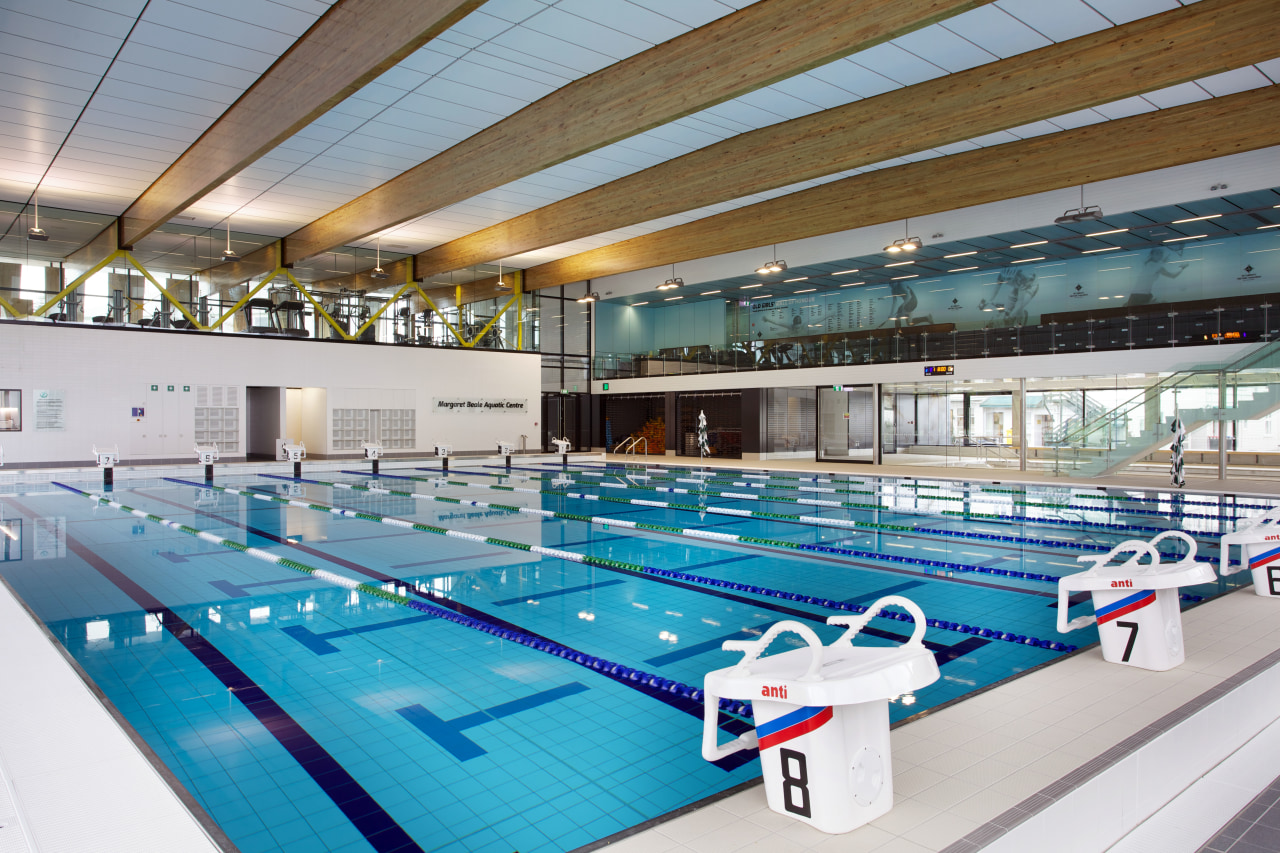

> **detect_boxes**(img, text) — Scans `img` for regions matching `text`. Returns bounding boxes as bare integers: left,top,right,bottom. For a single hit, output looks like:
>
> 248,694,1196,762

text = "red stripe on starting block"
757,705,833,750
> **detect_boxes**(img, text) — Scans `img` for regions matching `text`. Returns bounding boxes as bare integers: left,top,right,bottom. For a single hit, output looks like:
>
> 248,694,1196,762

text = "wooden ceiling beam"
203,0,993,278
522,85,1280,289
117,0,486,248
413,0,1277,284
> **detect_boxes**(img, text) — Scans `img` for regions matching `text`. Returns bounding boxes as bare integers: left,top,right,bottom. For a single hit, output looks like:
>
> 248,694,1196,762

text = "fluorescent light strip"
702,290,722,294
1257,224,1280,230
833,269,860,274
741,283,762,288
1009,240,1047,248
1171,214,1222,224
794,288,816,293
782,276,807,282
839,282,863,287
943,251,977,258
1087,228,1128,237
891,275,918,280
631,301,649,305
885,261,913,267
948,266,978,272
1082,246,1122,254
1163,234,1206,243
1011,257,1045,263
664,296,682,300
751,294,772,299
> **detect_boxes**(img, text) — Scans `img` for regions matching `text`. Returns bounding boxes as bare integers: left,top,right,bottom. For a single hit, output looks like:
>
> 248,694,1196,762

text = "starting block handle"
828,595,929,649
701,687,759,762
1075,539,1159,574
1147,529,1198,564
722,620,825,682
1220,509,1280,576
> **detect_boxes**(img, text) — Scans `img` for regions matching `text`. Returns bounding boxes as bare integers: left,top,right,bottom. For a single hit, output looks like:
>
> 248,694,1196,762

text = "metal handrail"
613,436,648,457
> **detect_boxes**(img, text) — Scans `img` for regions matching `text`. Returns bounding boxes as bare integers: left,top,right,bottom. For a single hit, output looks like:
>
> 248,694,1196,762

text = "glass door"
817,385,875,463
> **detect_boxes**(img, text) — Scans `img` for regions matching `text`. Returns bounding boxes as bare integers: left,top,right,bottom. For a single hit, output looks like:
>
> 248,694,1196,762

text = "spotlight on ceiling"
755,260,786,274
27,191,48,241
1054,205,1105,225
884,237,922,253
657,263,683,290
576,292,598,303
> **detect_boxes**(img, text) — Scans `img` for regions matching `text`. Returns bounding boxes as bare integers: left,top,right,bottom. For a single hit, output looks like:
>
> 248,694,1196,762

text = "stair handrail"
613,436,649,457
1054,337,1280,449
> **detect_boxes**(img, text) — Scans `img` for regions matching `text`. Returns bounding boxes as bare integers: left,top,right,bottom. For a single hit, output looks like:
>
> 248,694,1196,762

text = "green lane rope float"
183,476,1078,652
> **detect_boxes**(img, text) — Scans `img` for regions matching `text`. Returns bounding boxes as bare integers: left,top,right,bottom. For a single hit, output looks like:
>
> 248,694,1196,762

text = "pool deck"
0,454,1276,853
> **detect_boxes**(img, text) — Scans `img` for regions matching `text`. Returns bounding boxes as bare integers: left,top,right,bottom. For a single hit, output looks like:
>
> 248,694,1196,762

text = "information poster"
34,389,65,431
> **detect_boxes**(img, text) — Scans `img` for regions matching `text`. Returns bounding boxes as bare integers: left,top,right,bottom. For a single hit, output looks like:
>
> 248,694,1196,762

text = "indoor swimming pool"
0,462,1264,853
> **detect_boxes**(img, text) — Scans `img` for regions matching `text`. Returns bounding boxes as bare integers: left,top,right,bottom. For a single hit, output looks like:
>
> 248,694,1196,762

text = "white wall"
0,323,540,465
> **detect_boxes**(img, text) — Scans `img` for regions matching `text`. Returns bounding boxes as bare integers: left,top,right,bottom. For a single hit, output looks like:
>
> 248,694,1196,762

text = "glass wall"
817,386,874,462
765,387,816,456
676,392,741,458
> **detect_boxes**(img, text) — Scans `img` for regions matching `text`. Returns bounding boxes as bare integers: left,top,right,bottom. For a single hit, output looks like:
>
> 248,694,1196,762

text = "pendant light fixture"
27,190,48,241
371,236,389,279
1055,186,1104,224
755,245,786,274
884,219,922,253
221,218,240,262
657,263,683,290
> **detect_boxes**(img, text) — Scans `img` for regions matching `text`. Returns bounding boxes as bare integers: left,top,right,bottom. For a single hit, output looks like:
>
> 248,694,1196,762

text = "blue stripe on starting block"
1249,545,1280,570
755,705,833,750
1095,589,1156,624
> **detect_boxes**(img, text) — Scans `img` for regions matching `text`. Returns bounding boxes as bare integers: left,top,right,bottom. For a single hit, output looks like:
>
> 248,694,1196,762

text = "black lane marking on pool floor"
139,486,759,772
43,513,423,853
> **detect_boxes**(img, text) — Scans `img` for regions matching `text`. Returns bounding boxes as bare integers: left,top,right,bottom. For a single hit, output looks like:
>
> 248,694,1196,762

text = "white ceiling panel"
524,7,654,60
141,2,314,57
939,5,1053,58
1081,0,1181,26
644,120,729,151
128,22,277,74
113,42,262,91
995,0,1112,41
893,25,997,73
483,0,551,25
1091,94,1158,119
0,10,120,59
1141,80,1212,108
1044,107,1109,130
698,99,789,131
610,132,696,160
0,54,100,93
462,48,569,88
625,0,739,30
732,87,823,121
1256,58,1280,83
0,86,84,121
489,27,618,75
436,59,556,104
1195,65,1274,97
556,0,686,45
807,59,900,99
854,43,949,87
412,75,529,117
1,0,141,38
766,73,867,111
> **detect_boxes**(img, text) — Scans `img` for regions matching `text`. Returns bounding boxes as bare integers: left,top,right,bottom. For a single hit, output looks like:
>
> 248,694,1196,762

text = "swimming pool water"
0,462,1262,853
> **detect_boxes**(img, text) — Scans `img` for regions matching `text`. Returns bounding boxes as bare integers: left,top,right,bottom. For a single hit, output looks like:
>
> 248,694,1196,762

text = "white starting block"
496,440,516,456
93,443,121,487
1219,507,1280,598
362,441,384,460
277,440,306,462
551,437,571,454
1057,530,1215,671
702,596,940,834
194,442,219,464
434,443,452,458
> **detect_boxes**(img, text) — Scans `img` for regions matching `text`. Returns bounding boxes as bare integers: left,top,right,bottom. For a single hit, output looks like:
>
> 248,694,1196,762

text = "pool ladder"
614,436,648,459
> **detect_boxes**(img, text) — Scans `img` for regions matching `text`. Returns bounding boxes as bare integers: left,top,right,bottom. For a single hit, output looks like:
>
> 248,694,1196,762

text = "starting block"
1219,507,1280,598
1057,530,1215,671
194,442,219,482
551,436,571,465
93,444,120,488
497,440,515,468
434,443,452,473
278,439,306,478
702,596,940,834
362,441,384,475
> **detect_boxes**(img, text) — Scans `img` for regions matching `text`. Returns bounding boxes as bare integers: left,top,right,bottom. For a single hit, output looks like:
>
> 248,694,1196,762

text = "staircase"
1052,339,1280,477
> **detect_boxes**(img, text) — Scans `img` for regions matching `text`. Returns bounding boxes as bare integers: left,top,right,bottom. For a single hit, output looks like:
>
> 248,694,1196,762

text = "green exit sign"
602,382,609,390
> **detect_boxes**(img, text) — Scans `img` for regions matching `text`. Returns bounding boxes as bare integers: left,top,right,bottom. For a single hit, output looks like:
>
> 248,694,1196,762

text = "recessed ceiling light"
1012,257,1045,263
632,301,649,305
794,288,816,293
839,282,863,287
1258,224,1280,230
751,294,772,299
702,290,722,294
885,261,913,267
1163,235,1206,243
741,283,762,289
782,276,808,282
948,266,978,272
891,274,918,280
833,269,860,275
1087,228,1128,237
664,296,682,300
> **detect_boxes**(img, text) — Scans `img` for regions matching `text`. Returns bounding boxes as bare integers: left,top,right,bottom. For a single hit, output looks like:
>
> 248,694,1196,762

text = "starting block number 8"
780,749,811,818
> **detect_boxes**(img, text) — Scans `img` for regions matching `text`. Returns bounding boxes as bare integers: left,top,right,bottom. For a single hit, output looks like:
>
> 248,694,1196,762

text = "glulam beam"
522,85,1280,288
118,0,486,247
415,0,1277,284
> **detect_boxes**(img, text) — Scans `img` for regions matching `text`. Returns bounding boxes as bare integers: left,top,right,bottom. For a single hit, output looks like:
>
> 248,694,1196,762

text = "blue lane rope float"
235,475,1078,652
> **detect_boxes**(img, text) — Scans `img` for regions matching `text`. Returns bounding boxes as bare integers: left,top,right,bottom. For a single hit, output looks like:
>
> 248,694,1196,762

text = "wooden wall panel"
523,86,1280,289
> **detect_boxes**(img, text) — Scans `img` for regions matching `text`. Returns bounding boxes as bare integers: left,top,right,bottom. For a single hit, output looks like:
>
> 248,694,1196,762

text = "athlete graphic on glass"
1126,243,1189,306
978,267,1039,327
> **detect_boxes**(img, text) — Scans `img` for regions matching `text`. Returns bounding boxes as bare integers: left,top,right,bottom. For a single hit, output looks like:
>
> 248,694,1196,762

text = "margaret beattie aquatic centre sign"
432,397,528,413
